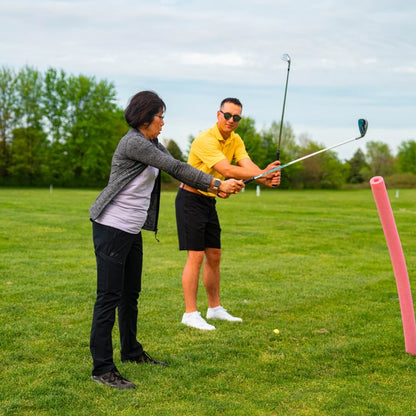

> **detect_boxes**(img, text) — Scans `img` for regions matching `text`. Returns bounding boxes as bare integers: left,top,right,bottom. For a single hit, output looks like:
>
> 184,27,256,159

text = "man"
175,97,281,330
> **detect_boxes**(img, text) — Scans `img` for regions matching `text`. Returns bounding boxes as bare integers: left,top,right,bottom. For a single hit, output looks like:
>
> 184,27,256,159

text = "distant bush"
384,173,416,188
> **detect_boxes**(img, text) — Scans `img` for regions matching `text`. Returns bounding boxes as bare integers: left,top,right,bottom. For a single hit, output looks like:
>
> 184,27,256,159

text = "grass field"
1,187,415,415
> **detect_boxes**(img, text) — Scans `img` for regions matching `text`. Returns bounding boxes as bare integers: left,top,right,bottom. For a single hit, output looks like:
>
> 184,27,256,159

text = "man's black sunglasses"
220,110,242,122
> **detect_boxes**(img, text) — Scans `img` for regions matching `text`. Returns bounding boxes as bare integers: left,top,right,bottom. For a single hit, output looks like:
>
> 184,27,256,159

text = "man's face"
216,102,242,138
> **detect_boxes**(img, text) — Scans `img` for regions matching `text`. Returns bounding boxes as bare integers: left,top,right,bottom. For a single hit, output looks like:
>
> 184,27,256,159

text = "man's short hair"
220,97,242,109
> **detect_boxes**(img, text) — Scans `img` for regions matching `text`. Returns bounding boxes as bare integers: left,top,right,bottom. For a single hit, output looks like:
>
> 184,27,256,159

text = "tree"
321,152,350,189
41,68,70,184
235,117,266,167
64,74,127,186
296,136,348,189
6,67,46,185
366,141,396,177
397,140,416,174
161,138,185,183
261,121,298,162
14,66,44,130
260,122,301,189
184,134,195,160
164,138,185,162
346,148,368,183
43,67,69,142
0,67,17,180
8,127,48,186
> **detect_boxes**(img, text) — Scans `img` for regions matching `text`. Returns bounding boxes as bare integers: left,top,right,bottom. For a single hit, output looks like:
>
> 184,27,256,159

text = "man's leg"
176,189,216,330
203,245,242,323
203,247,222,309
182,250,204,313
181,250,215,330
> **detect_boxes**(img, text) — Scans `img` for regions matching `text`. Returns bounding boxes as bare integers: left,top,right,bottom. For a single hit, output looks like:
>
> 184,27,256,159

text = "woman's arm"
125,131,243,193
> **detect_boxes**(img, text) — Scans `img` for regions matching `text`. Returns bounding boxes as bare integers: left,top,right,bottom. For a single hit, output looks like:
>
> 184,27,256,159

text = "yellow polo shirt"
187,123,249,196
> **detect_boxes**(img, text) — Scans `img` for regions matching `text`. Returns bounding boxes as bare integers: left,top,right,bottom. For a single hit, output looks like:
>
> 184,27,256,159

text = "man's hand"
257,161,281,187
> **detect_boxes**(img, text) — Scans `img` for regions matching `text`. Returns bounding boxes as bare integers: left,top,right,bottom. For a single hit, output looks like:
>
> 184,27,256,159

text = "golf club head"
281,53,291,69
358,119,368,138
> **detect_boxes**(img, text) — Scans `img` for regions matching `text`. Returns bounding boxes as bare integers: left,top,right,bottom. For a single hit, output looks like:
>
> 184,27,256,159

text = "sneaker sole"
206,315,243,322
181,322,216,330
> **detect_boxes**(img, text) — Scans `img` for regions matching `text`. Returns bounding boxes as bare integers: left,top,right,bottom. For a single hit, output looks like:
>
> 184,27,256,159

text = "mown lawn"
1,187,415,415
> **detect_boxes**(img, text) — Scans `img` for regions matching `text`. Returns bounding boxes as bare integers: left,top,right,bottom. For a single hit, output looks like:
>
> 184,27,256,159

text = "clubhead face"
358,119,368,137
281,53,291,63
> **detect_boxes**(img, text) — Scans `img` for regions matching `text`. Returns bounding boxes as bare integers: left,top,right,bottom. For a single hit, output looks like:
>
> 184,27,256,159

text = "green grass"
1,187,415,415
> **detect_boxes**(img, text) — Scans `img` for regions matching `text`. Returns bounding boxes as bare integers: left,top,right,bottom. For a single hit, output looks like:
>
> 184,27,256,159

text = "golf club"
244,118,368,184
276,53,291,161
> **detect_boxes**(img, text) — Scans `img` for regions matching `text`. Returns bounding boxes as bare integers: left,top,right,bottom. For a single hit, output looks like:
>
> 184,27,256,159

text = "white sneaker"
206,306,243,322
181,311,216,330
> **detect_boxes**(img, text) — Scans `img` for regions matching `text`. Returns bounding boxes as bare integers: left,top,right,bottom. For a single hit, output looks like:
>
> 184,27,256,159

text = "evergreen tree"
164,138,185,162
346,148,368,183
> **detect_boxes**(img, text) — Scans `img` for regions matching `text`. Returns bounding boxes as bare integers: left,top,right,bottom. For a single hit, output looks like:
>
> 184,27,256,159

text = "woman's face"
140,111,165,140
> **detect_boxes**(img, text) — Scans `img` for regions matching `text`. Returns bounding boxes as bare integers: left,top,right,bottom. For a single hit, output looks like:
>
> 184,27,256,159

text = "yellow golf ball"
273,329,280,334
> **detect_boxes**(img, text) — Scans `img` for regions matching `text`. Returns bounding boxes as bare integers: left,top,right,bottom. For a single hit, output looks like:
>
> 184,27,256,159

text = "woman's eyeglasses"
220,111,241,122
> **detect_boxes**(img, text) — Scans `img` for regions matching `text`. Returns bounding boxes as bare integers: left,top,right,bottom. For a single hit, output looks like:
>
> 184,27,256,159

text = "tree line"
0,66,127,187
1,66,415,189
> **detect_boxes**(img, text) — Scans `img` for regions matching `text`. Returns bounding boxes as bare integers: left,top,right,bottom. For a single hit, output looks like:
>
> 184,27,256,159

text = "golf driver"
276,53,291,161
244,118,368,184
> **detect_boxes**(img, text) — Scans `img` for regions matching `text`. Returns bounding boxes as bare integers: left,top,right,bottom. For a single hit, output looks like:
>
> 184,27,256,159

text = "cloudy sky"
1,0,415,160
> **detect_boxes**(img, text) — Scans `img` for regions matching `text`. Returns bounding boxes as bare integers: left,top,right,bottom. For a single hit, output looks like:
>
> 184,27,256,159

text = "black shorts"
175,188,221,251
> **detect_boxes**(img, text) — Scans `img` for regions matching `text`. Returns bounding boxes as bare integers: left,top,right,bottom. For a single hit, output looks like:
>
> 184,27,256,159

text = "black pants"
90,221,144,376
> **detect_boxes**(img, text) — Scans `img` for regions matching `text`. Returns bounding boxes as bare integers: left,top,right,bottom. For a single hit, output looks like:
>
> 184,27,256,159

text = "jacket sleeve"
125,134,213,191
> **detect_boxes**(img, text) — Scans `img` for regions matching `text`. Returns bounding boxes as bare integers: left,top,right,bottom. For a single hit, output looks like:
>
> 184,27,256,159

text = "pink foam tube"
370,176,416,355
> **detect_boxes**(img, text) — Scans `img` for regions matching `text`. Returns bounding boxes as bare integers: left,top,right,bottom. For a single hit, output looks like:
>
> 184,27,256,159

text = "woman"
88,91,244,390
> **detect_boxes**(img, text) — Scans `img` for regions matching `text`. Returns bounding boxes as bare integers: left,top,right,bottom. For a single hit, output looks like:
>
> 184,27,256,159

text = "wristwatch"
212,179,221,192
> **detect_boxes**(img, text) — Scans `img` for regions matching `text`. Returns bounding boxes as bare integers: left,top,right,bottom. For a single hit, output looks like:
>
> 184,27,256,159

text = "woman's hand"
217,191,230,199
218,178,245,195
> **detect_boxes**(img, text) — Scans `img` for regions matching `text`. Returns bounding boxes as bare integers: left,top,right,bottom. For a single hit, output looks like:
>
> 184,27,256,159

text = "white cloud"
181,53,246,67
394,65,416,74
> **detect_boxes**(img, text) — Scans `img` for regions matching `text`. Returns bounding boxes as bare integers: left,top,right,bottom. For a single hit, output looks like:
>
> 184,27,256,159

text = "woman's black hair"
124,90,166,129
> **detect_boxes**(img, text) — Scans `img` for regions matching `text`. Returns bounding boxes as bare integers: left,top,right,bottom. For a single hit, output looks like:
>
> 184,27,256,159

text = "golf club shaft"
276,56,291,161
244,134,364,184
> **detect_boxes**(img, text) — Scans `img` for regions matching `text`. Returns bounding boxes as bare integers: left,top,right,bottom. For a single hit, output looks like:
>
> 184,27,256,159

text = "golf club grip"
243,177,255,184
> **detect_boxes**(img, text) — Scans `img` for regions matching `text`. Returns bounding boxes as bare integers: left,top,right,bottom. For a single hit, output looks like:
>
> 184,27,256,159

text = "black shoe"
91,370,136,390
122,351,167,367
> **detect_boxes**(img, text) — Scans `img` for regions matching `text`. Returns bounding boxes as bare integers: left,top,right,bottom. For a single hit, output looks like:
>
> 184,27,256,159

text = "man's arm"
213,158,264,180
213,158,281,186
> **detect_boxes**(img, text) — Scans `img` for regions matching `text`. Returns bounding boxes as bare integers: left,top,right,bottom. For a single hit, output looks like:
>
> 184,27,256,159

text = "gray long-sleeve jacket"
89,128,214,233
